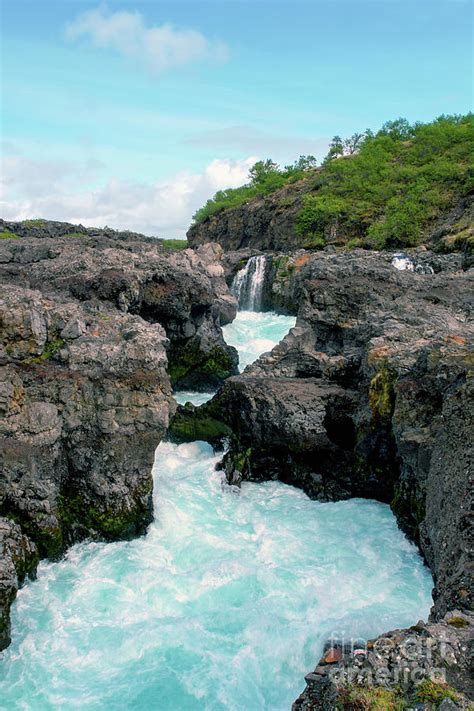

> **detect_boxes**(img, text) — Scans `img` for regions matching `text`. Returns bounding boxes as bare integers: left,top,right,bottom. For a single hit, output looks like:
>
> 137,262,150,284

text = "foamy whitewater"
0,310,433,711
223,311,296,373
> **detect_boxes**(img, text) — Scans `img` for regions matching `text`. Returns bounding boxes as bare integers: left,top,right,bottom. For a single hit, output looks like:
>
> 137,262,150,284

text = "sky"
0,0,472,238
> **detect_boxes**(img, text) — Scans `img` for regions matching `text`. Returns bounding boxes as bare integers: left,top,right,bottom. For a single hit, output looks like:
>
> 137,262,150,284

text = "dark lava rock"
0,517,38,651
293,612,474,709
0,223,239,649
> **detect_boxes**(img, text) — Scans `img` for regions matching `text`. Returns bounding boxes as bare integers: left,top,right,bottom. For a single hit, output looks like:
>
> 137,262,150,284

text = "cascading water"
0,280,434,711
231,255,267,311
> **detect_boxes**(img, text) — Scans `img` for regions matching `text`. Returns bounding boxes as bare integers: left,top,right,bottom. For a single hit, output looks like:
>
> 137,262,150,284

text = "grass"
22,338,65,364
446,616,470,628
415,679,459,704
0,231,20,239
337,684,405,710
159,238,188,250
22,219,47,226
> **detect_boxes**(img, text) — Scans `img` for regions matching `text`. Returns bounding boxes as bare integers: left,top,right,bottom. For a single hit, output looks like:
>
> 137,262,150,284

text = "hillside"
188,114,473,253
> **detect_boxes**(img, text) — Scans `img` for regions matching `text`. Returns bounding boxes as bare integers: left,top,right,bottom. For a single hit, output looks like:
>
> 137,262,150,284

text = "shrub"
297,194,347,241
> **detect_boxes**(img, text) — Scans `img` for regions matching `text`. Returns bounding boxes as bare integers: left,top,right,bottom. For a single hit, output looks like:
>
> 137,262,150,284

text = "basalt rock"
187,178,312,252
293,611,474,710
0,517,39,651
1,285,172,556
0,226,238,390
0,224,238,649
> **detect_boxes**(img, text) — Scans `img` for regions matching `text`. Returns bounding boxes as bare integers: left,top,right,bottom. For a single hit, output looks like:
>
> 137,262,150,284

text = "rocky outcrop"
1,285,172,556
187,177,473,256
0,223,238,648
0,226,238,390
0,217,161,244
170,249,474,702
187,178,312,252
293,611,474,710
0,517,38,651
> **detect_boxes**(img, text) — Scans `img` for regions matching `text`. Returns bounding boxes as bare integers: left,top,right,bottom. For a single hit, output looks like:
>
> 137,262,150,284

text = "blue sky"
1,0,472,236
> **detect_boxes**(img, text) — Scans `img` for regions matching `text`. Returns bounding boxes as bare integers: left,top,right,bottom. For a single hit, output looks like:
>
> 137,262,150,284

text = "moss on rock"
368,364,397,422
336,683,405,710
169,343,236,389
391,482,426,545
168,402,232,446
58,485,152,544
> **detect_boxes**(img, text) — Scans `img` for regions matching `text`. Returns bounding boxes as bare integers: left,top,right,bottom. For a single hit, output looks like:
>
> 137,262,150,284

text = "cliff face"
0,221,238,648
187,182,473,256
188,179,311,251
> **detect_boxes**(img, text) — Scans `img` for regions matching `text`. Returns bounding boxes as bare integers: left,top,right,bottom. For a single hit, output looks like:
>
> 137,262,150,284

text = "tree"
324,135,344,162
344,132,365,155
379,118,414,140
248,159,280,186
294,154,318,171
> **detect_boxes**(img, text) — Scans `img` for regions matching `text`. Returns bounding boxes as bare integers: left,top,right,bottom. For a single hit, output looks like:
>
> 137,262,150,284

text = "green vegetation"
391,483,426,545
159,238,188,250
192,156,317,224
168,404,231,445
22,219,47,226
336,684,405,710
58,490,150,541
192,114,473,251
447,615,470,628
22,338,65,364
368,364,397,422
415,679,459,704
0,231,20,239
64,232,87,238
299,114,473,249
168,344,235,386
336,680,461,710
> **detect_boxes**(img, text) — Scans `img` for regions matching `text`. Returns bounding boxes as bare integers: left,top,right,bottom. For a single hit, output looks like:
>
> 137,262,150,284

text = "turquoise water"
174,311,296,407
0,312,433,711
222,311,296,373
174,391,215,407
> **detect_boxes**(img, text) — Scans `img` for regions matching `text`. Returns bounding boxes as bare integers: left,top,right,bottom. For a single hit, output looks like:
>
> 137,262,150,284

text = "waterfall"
231,255,267,311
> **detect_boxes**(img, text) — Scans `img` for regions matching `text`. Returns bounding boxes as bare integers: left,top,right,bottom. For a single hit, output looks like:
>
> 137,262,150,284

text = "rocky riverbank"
0,221,238,650
170,248,474,707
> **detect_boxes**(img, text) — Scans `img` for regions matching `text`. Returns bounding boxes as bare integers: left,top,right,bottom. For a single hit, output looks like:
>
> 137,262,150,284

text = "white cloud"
0,154,256,238
65,7,229,74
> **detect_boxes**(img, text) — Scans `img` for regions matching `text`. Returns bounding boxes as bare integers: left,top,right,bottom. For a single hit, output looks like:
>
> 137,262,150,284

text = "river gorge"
1,294,433,710
0,221,472,710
